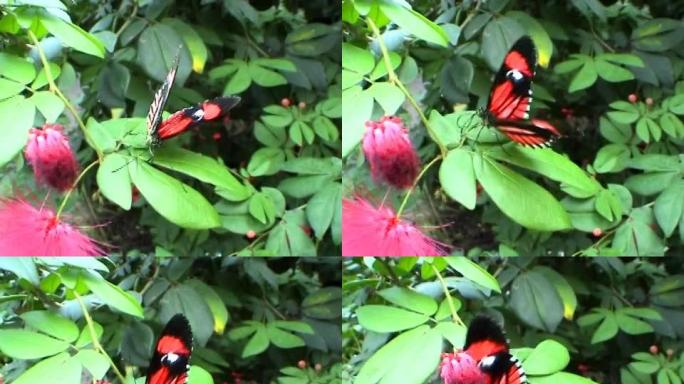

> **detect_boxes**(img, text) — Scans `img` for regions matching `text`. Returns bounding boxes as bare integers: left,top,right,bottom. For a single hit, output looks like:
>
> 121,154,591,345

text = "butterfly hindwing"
156,96,241,141
146,314,193,384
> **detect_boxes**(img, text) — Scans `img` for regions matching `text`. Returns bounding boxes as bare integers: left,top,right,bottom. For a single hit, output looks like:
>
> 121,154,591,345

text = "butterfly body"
441,316,528,384
146,314,193,384
483,36,561,147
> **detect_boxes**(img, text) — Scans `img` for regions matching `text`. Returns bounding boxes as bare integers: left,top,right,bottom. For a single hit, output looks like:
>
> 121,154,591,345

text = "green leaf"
654,180,684,237
159,283,214,345
20,311,79,342
312,115,339,142
615,311,654,335
306,182,341,240
506,11,553,67
355,325,442,384
445,257,501,293
474,155,571,231
248,191,276,225
599,53,645,67
0,53,37,83
599,116,632,144
302,287,342,320
285,23,339,57
97,153,132,210
594,143,630,173
29,90,64,122
83,273,144,318
342,43,375,75
367,82,404,115
569,60,598,92
247,147,286,177
137,23,190,84
377,287,438,316
265,211,316,256
440,148,477,209
342,86,373,157
356,305,430,333
13,353,81,384
0,97,35,168
40,15,105,58
248,61,288,87
97,61,130,108
129,161,220,229
152,147,250,201
523,340,570,375
592,312,619,343
534,266,578,320
608,101,640,124
266,323,305,348
0,258,39,285
185,279,230,335
378,2,448,47
0,330,70,359
595,59,635,82
162,19,207,73
262,104,294,128
0,78,27,99
188,366,214,384
74,349,109,379
510,270,564,332
242,326,269,357
488,145,601,198
659,112,684,138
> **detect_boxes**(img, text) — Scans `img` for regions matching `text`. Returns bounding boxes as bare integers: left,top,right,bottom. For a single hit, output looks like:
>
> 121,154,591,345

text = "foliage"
0,0,341,256
342,0,684,256
342,257,684,384
0,256,342,384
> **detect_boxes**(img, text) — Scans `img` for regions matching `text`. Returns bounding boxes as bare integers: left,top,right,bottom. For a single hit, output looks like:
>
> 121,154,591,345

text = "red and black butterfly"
146,314,193,384
441,315,527,384
146,54,241,148
482,36,561,147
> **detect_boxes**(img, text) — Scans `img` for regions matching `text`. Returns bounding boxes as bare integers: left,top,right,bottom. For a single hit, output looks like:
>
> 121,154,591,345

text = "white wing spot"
506,69,524,81
479,355,497,369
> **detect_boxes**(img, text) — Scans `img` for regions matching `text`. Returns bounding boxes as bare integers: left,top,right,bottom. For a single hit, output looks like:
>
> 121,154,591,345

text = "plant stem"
431,263,464,326
396,155,442,218
55,160,99,218
27,29,101,159
366,17,447,157
73,291,126,384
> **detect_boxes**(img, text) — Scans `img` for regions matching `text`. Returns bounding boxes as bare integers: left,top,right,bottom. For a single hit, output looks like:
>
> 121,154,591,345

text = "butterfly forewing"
486,37,561,146
146,314,193,384
147,54,180,146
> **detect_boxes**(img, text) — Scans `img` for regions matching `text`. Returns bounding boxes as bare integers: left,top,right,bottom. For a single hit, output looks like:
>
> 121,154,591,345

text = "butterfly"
440,315,527,384
482,36,561,147
145,314,193,384
146,53,241,148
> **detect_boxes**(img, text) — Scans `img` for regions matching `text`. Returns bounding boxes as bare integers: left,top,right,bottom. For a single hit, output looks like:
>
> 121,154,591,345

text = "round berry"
297,360,307,369
212,132,222,141
281,98,291,107
649,345,659,354
592,228,603,237
628,93,637,103
646,97,654,106
315,363,322,372
246,230,256,239
298,101,306,109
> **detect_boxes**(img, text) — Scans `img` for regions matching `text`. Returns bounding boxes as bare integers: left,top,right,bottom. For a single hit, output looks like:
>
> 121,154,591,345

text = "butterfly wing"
145,314,193,384
156,96,241,141
147,54,180,146
465,316,528,384
487,37,560,146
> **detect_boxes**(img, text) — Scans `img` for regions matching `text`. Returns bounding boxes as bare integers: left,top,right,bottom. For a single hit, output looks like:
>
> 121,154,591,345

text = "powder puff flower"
440,352,486,384
0,199,103,256
362,116,420,189
25,124,79,192
342,197,444,256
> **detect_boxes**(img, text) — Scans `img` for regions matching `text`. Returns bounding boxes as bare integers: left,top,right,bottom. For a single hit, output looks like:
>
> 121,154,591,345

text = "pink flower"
362,116,420,189
0,199,103,256
342,197,445,256
440,352,486,384
25,124,79,192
